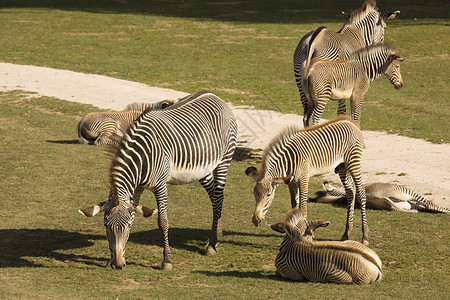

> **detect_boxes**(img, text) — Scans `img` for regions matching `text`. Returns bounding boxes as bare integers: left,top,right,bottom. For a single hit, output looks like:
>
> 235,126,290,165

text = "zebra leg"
337,100,346,116
337,166,355,242
153,183,172,270
346,160,369,245
288,180,300,208
199,173,223,239
300,89,310,128
131,186,145,204
309,94,330,127
350,95,364,126
204,151,234,256
298,176,309,215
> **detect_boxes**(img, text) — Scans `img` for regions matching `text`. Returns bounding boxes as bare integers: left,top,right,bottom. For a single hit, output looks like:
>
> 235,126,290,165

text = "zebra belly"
167,163,218,185
308,158,344,177
330,88,353,100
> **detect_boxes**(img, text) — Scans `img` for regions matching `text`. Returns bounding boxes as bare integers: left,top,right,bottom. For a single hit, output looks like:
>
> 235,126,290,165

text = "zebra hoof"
161,261,173,271
205,245,217,256
362,239,369,246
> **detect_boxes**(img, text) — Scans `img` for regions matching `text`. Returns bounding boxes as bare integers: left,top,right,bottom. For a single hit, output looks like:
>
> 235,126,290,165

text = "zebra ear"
131,203,157,218
382,10,400,20
78,201,107,217
270,223,286,233
309,220,330,232
272,176,292,185
341,11,350,18
245,167,260,182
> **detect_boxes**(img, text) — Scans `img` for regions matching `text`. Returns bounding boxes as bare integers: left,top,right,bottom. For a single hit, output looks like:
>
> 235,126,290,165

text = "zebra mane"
347,0,378,25
262,125,302,171
349,43,395,62
282,208,308,241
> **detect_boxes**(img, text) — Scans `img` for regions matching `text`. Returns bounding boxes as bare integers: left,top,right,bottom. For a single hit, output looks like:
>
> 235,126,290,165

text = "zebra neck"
356,53,386,82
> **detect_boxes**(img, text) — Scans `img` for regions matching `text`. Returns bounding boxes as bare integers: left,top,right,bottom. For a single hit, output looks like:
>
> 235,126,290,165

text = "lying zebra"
122,99,176,113
271,208,382,284
303,43,404,127
77,99,175,145
311,181,450,213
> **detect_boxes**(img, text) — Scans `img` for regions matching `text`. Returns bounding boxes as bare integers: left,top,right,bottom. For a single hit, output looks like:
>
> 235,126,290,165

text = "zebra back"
109,91,237,194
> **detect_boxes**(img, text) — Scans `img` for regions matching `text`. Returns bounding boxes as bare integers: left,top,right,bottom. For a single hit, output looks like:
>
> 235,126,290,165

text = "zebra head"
78,192,156,269
270,208,330,242
343,0,400,45
246,167,291,226
384,54,404,90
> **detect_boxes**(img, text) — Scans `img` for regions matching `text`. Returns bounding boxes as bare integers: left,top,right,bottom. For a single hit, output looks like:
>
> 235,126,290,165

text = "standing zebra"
271,208,382,284
294,0,400,126
246,116,369,245
79,91,237,270
303,43,403,127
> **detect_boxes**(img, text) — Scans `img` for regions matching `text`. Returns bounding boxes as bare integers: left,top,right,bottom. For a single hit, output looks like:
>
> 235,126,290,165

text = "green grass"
0,0,448,142
0,1,449,298
0,92,449,299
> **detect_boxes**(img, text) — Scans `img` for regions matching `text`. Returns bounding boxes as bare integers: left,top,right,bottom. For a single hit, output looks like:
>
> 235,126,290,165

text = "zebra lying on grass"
311,181,450,213
77,99,175,145
122,99,176,113
79,91,237,270
246,116,369,245
303,43,403,127
271,208,382,284
294,0,400,126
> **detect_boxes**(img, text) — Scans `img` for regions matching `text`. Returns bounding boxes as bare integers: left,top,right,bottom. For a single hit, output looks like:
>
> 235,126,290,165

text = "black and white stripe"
273,208,382,284
247,116,369,245
106,91,237,269
303,43,403,127
293,0,399,127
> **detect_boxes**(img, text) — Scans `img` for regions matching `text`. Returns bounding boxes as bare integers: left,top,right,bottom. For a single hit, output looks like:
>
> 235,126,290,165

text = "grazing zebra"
303,43,403,127
122,99,176,113
312,181,450,214
271,208,382,284
246,116,369,245
79,91,237,270
78,99,175,145
294,0,400,126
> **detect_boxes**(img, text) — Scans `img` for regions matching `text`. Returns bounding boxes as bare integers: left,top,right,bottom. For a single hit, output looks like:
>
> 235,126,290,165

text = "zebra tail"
409,189,450,214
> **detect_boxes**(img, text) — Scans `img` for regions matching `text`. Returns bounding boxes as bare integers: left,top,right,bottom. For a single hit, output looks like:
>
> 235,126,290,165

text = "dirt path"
1,62,448,208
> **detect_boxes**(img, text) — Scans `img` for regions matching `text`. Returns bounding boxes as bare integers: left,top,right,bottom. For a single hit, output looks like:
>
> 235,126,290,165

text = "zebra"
245,116,369,245
77,99,175,145
79,91,237,270
303,43,403,127
311,181,450,214
294,0,400,126
122,99,177,113
271,208,382,284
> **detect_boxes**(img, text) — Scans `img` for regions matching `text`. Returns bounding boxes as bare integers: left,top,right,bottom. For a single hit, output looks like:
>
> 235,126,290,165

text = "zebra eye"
267,193,271,197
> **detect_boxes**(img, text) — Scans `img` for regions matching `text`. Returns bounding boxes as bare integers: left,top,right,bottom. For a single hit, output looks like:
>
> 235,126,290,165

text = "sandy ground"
1,62,449,208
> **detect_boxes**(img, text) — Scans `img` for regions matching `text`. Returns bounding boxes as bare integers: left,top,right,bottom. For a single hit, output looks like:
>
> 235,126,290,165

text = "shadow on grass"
195,269,282,281
130,227,279,255
2,0,439,23
0,229,105,268
46,139,80,144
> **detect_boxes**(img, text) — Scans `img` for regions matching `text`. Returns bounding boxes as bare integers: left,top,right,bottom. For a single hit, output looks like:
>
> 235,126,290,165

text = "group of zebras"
77,0,448,285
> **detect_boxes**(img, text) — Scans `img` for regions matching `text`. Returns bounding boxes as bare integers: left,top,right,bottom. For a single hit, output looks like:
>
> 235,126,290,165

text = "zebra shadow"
195,270,282,281
46,139,80,144
0,229,105,268
130,227,279,255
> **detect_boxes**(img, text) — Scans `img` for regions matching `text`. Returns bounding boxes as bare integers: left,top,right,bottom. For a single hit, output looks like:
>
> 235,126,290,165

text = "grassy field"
0,0,449,142
0,91,449,299
0,1,449,299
